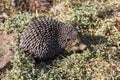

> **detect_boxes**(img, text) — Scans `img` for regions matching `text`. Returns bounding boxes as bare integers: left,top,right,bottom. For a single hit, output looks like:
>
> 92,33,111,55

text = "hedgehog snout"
79,43,87,50
72,41,87,51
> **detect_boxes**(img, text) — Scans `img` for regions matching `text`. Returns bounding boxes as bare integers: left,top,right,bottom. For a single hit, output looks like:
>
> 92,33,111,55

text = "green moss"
1,0,120,80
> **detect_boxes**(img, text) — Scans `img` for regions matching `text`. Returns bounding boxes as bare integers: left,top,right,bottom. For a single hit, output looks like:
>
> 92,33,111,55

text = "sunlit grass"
0,0,120,80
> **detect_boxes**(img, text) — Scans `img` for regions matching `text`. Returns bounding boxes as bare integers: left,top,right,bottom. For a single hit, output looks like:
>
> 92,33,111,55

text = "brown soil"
0,30,14,73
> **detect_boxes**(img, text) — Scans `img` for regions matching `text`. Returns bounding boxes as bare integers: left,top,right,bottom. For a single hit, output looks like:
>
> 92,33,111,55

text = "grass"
0,0,120,80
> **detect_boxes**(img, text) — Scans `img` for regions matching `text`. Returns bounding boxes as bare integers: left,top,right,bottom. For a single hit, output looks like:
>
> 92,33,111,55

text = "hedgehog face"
65,28,86,51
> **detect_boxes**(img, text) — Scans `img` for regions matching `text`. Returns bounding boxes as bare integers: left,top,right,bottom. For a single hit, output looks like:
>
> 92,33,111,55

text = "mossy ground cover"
0,0,120,80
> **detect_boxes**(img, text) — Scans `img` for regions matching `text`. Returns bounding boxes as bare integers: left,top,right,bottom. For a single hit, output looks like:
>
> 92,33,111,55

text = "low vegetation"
0,0,120,80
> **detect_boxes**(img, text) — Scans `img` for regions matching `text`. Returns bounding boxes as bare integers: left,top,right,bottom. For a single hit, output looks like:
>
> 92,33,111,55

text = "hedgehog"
20,17,86,61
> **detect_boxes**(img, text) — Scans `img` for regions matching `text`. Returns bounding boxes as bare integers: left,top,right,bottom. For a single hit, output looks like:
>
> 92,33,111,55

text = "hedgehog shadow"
35,33,107,67
35,50,71,65
80,34,107,52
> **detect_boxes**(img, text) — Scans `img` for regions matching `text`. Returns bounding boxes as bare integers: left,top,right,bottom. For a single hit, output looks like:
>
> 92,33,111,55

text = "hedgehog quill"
20,17,86,61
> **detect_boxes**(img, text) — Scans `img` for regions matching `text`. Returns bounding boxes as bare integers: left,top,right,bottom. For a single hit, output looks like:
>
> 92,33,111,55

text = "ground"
0,0,120,80
0,30,14,72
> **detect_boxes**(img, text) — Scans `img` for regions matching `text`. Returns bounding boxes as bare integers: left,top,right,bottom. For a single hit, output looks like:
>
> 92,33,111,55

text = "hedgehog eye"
67,38,70,41
74,43,80,46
